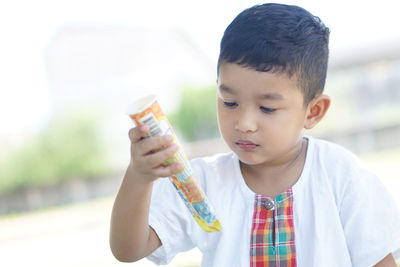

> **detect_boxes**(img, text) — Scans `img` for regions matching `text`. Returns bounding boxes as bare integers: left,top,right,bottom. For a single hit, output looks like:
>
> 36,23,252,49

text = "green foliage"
169,85,219,141
0,111,110,195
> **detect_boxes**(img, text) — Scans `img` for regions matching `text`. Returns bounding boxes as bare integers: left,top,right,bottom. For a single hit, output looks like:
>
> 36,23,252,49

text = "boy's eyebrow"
218,84,236,94
218,84,284,100
259,92,284,100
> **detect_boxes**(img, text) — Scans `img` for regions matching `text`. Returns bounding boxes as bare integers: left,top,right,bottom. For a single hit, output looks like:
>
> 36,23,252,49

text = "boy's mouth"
235,140,259,151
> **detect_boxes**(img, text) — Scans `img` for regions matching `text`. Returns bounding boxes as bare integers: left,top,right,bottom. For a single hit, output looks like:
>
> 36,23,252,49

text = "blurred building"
313,39,400,153
45,25,215,112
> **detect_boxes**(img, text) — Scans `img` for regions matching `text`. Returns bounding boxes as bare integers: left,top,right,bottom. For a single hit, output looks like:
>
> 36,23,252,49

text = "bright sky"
0,0,399,133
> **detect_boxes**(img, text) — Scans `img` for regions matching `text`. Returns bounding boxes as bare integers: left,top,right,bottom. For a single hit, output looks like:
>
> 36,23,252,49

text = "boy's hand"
127,125,181,184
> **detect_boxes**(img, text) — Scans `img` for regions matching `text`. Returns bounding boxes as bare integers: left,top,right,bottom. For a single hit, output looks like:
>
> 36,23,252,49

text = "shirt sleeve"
339,168,400,266
146,177,196,265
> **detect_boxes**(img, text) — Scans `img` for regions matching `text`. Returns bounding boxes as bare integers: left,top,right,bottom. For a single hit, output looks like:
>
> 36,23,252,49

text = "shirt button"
264,199,274,210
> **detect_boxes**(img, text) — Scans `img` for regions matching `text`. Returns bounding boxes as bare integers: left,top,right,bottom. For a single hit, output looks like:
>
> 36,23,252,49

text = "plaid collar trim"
250,188,297,267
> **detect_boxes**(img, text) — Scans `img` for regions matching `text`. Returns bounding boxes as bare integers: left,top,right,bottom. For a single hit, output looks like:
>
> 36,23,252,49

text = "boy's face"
217,63,309,167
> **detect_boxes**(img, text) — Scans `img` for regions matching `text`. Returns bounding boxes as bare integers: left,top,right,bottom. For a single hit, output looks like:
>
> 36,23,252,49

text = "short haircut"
217,3,330,105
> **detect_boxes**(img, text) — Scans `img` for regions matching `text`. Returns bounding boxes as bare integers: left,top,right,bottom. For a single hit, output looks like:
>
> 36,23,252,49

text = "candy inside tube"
127,95,222,232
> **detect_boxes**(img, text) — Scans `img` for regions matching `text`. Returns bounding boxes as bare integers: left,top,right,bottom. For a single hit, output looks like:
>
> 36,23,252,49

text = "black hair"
217,3,330,104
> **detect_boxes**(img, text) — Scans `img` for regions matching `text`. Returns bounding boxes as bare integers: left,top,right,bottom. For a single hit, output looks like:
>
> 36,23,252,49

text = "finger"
152,162,183,178
137,135,174,156
144,143,179,168
128,125,149,143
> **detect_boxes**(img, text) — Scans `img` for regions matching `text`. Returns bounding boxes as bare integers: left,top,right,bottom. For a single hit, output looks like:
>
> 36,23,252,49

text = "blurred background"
0,0,399,266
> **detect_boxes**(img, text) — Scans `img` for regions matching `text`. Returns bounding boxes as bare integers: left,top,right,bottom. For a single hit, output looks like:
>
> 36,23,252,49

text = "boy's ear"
304,94,331,130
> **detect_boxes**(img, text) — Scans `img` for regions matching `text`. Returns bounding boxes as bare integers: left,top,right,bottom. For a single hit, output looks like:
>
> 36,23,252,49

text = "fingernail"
175,162,183,172
171,144,179,151
165,135,173,142
141,125,149,132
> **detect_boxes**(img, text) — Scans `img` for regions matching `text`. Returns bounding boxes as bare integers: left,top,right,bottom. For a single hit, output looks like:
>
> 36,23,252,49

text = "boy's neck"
240,138,308,198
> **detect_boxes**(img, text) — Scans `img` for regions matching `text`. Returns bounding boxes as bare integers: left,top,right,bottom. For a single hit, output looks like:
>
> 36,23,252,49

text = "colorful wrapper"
127,95,222,232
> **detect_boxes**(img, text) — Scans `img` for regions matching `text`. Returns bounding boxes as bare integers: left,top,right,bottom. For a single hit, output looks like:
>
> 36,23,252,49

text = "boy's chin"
236,153,266,167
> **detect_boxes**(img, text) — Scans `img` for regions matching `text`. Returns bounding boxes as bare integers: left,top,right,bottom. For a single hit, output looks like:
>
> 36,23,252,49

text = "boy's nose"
235,113,258,133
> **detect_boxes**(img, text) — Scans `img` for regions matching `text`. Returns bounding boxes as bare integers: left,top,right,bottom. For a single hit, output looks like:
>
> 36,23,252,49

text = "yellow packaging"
127,95,221,232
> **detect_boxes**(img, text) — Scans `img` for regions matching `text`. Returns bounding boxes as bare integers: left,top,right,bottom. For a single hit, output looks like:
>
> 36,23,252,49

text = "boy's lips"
235,140,259,151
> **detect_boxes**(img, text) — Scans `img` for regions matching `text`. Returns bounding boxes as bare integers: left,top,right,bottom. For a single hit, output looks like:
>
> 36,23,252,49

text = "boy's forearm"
373,253,397,267
109,165,157,262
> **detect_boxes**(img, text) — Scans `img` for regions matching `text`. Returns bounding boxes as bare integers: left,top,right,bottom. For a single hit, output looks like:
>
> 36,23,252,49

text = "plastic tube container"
127,95,222,232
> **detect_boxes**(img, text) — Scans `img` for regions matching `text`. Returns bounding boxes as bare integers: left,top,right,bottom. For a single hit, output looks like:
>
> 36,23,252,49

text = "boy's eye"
223,101,238,107
260,106,276,113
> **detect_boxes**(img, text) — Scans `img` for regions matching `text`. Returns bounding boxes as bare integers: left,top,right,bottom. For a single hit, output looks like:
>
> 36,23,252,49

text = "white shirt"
147,136,400,266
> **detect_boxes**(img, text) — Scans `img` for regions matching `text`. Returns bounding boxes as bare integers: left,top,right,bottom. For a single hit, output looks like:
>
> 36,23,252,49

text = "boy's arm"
374,253,397,267
109,125,181,262
109,170,159,262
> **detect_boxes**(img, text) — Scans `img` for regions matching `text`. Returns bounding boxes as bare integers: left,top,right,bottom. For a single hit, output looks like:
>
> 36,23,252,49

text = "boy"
110,3,400,266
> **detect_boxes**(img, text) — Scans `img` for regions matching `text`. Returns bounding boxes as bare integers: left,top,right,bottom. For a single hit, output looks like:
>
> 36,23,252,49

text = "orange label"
129,100,165,125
